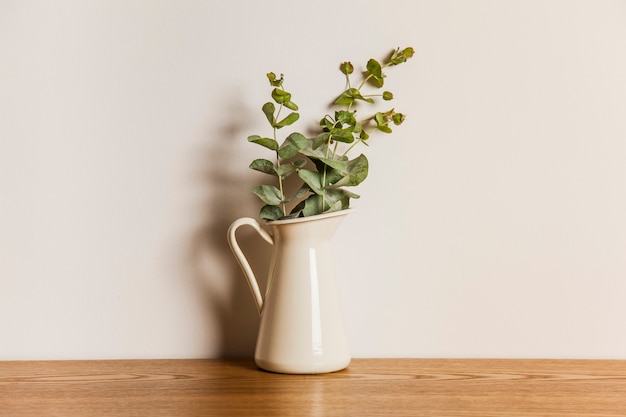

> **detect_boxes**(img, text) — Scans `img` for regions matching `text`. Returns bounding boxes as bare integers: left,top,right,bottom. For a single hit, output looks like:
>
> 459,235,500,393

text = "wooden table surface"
1,358,625,416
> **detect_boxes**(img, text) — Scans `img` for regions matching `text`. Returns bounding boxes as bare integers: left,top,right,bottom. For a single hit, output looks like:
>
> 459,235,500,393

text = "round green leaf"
249,159,278,176
262,102,276,125
278,132,307,159
247,135,279,151
332,154,369,187
392,113,406,125
366,59,384,87
275,112,300,128
260,204,284,220
271,88,291,104
252,185,283,205
298,169,324,195
340,61,354,75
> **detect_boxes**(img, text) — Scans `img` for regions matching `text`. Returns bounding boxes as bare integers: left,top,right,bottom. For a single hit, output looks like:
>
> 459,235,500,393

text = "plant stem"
321,138,332,211
356,75,372,91
340,138,363,158
273,104,286,217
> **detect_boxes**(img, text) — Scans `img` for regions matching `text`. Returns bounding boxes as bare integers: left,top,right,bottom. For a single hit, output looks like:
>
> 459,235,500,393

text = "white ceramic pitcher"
227,209,353,374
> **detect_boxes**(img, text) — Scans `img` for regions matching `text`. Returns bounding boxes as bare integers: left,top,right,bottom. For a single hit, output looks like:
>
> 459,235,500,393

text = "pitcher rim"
264,208,356,226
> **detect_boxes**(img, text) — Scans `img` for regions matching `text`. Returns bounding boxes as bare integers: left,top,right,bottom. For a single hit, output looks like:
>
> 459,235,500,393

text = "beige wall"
1,0,625,359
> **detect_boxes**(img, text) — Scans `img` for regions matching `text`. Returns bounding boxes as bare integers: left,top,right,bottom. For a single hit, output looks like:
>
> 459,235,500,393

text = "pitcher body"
228,209,353,374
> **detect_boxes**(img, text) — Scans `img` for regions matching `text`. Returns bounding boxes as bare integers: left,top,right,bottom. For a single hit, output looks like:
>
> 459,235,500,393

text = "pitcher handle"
227,217,274,315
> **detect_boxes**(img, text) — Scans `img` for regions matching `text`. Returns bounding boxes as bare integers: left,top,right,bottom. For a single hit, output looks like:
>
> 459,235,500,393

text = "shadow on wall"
186,99,271,358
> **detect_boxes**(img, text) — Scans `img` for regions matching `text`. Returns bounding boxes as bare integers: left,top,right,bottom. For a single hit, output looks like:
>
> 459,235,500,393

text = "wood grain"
1,359,625,416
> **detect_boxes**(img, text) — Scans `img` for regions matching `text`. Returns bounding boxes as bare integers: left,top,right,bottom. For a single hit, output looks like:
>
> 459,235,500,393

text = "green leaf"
330,128,355,143
266,72,283,87
298,169,324,195
312,132,331,149
262,102,275,125
402,47,415,59
389,47,415,65
292,184,310,199
334,89,355,106
301,188,356,217
278,132,307,159
276,159,306,179
367,58,382,77
374,112,392,133
335,110,356,125
297,147,347,187
366,59,384,87
275,163,297,179
299,141,329,159
320,117,334,131
326,188,358,209
284,100,298,111
249,158,277,176
302,195,324,217
299,143,349,173
275,112,299,128
340,61,354,75
252,185,283,205
330,187,360,200
392,113,406,125
260,204,284,220
247,135,279,151
320,166,344,186
282,187,311,216
332,154,369,187
318,157,347,171
334,88,374,105
325,200,344,213
271,88,291,104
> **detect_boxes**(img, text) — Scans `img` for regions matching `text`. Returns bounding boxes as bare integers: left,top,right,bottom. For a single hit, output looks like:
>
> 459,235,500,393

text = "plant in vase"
247,46,414,220
227,47,413,374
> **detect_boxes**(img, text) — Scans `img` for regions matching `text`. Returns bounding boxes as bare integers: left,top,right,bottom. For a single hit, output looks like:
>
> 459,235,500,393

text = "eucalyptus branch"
272,127,286,217
247,47,413,220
